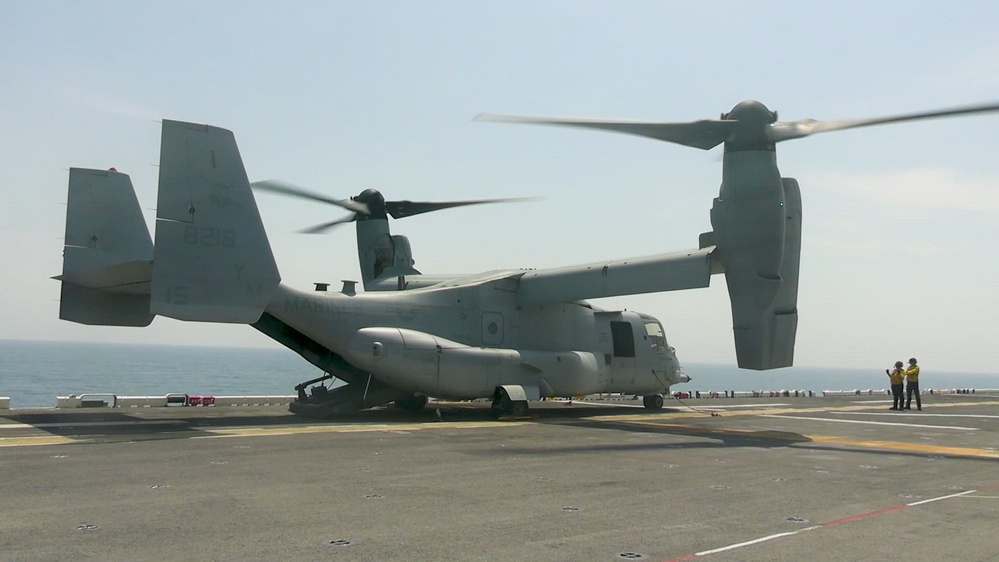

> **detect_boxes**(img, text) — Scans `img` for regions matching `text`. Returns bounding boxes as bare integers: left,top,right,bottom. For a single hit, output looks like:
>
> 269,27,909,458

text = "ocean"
1,339,998,408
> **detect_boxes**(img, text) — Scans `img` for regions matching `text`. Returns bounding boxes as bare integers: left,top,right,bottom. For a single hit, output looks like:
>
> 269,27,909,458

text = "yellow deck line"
805,435,999,459
616,420,999,459
1,399,993,448
203,420,529,437
582,399,999,423
0,436,77,447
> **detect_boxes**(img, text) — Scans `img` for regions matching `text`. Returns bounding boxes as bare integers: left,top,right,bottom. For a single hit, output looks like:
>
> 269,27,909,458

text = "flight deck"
2,394,997,561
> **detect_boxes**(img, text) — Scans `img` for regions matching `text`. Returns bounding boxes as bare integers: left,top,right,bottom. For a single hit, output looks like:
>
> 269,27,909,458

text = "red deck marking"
661,486,992,561
821,504,909,527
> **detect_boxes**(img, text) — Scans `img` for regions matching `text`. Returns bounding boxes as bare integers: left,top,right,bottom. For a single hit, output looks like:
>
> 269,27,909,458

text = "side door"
609,320,637,387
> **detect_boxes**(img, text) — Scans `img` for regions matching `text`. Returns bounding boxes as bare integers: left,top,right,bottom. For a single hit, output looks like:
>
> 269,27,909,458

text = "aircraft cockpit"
638,314,669,353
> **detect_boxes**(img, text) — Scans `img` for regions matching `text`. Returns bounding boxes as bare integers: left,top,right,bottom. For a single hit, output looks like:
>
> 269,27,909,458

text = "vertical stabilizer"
58,168,154,326
64,168,153,273
150,120,281,323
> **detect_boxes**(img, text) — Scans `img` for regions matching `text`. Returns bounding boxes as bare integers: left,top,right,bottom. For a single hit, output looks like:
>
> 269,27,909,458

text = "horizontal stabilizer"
55,260,151,294
59,168,154,326
150,120,280,323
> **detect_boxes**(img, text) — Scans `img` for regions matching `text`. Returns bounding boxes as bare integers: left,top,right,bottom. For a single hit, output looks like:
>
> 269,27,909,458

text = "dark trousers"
906,382,921,410
891,384,904,409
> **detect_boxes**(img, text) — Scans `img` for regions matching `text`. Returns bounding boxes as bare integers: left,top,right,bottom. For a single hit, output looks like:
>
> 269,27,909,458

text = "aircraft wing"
516,246,716,304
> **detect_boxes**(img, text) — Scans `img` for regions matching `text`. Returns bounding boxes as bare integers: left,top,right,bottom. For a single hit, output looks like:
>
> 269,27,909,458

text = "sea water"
0,340,310,408
1,339,997,408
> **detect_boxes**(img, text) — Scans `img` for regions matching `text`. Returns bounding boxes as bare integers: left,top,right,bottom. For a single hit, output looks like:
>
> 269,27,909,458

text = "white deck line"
761,414,979,431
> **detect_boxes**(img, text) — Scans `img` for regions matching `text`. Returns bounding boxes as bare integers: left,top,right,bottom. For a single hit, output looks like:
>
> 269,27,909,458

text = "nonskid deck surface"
2,395,997,561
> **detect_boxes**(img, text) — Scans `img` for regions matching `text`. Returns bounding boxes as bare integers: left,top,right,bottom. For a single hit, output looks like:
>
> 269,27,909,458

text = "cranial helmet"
909,357,917,364
895,361,903,368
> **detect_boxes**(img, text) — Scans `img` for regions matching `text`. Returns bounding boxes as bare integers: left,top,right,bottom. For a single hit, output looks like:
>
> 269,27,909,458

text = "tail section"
57,168,154,326
150,120,281,323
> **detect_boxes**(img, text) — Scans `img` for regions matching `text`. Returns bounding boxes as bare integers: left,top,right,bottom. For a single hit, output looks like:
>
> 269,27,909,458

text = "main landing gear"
491,387,529,418
394,395,428,411
642,394,664,410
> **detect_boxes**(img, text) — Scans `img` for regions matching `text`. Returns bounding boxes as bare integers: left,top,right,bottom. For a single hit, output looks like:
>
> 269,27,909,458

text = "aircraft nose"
668,347,690,383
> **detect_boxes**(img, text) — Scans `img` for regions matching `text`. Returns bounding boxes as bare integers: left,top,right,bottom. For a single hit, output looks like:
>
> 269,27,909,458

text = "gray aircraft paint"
56,168,153,327
150,121,281,324
57,121,686,408
57,100,999,412
476,99,999,369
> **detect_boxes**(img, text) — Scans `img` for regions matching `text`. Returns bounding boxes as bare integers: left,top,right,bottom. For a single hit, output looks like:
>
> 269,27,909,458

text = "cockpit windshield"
644,321,668,352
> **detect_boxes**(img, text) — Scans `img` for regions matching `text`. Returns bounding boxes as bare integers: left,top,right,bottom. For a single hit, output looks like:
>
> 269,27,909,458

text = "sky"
1,1,997,373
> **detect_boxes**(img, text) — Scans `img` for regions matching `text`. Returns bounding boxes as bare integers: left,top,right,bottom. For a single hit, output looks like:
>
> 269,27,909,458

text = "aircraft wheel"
396,395,428,411
643,394,664,410
511,401,529,418
491,396,509,418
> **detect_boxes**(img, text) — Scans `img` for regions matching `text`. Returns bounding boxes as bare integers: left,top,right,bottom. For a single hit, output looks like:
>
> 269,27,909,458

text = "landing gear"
490,397,505,418
511,401,529,417
491,388,529,418
395,395,428,411
642,394,664,410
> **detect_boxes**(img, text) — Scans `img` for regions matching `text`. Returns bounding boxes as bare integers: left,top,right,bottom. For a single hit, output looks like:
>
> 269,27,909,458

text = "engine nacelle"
710,168,802,370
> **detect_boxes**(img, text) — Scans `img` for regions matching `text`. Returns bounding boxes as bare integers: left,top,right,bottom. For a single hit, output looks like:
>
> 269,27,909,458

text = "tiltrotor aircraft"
56,101,999,417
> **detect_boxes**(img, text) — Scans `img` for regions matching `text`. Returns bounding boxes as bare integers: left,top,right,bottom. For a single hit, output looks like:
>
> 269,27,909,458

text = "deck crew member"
904,357,921,411
886,361,905,410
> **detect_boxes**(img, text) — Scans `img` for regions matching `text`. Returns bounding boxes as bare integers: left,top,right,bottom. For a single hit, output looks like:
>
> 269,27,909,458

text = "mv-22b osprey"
56,101,999,417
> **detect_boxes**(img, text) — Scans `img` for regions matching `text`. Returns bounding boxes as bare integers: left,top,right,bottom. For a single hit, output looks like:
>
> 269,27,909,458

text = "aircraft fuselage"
267,282,681,400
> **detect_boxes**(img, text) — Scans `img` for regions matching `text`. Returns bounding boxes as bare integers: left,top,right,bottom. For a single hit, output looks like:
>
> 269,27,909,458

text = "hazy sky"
2,1,997,373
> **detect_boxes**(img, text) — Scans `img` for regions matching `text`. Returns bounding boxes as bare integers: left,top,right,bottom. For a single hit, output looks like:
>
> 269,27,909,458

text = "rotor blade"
385,196,542,220
768,101,999,143
475,113,740,150
297,213,358,234
251,180,370,215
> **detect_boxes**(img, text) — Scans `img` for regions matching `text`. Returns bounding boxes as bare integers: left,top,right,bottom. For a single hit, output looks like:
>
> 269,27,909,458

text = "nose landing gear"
642,394,664,410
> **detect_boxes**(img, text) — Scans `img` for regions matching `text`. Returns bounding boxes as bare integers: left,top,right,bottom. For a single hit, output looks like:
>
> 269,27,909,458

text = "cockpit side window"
610,321,635,358
644,322,668,352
